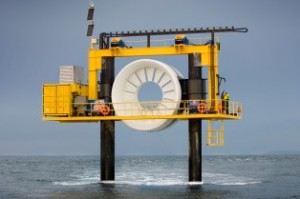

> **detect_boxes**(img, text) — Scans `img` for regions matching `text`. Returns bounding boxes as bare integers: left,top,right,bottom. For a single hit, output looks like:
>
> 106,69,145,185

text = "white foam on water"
101,180,204,186
203,173,261,186
53,170,260,186
53,181,92,186
53,173,100,186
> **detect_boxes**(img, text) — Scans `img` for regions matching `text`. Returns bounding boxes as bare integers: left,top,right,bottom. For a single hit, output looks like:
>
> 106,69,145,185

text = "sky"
0,0,300,156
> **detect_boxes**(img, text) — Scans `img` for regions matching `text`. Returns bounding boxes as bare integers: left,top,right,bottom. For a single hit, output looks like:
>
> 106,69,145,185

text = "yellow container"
43,84,72,116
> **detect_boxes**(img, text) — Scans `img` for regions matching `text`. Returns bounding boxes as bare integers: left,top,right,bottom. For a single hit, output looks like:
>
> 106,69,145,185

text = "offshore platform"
42,2,247,182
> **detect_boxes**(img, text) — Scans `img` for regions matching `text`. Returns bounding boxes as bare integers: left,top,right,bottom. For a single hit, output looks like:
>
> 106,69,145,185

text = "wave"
53,180,204,186
53,175,100,186
204,173,261,185
53,171,261,186
101,180,204,186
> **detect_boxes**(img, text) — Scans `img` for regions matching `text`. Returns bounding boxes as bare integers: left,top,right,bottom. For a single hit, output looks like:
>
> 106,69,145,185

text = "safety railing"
122,36,220,48
66,99,242,118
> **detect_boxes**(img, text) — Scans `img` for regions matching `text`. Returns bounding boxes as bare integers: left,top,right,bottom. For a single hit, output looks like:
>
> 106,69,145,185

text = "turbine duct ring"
112,59,183,131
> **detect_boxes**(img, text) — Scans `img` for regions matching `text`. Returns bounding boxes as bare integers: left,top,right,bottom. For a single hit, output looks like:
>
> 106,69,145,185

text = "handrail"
122,36,220,48
44,99,242,119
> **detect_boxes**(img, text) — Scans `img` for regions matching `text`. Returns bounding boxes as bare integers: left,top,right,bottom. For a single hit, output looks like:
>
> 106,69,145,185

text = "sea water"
0,155,300,199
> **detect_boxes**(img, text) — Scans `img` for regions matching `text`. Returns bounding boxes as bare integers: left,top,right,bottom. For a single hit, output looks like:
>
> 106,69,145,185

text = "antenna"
86,1,95,36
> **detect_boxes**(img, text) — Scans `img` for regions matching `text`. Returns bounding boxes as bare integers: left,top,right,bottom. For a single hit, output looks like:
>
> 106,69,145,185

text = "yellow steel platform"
43,99,242,122
43,113,240,122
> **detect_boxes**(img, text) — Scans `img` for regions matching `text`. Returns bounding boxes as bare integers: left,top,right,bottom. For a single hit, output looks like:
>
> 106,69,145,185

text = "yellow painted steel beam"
88,55,102,99
88,44,219,100
90,45,213,62
43,113,240,122
208,45,219,111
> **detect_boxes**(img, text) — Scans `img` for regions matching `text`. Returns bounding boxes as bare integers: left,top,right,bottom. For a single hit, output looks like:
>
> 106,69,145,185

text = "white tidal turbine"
112,59,183,131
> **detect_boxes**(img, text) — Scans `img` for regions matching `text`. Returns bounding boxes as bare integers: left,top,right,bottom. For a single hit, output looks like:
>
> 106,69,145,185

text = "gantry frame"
43,26,247,122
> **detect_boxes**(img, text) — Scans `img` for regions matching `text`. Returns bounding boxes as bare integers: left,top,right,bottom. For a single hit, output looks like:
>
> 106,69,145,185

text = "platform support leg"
101,120,115,181
100,57,115,181
189,119,202,182
188,54,204,182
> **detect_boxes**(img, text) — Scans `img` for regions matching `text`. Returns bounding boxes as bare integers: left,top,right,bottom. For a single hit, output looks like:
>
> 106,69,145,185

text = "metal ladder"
207,120,224,146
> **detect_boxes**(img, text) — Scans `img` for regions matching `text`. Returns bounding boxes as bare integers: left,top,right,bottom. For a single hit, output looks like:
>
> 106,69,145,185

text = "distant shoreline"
0,152,300,157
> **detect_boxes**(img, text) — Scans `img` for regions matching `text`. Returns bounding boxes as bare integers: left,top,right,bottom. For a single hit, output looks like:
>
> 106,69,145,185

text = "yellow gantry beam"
88,44,219,100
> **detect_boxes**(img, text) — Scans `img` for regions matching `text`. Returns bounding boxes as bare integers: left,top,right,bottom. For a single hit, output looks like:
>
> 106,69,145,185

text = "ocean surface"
0,155,300,199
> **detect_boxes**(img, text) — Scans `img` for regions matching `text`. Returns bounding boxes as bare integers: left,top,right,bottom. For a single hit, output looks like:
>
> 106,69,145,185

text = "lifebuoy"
197,102,207,113
99,104,111,116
